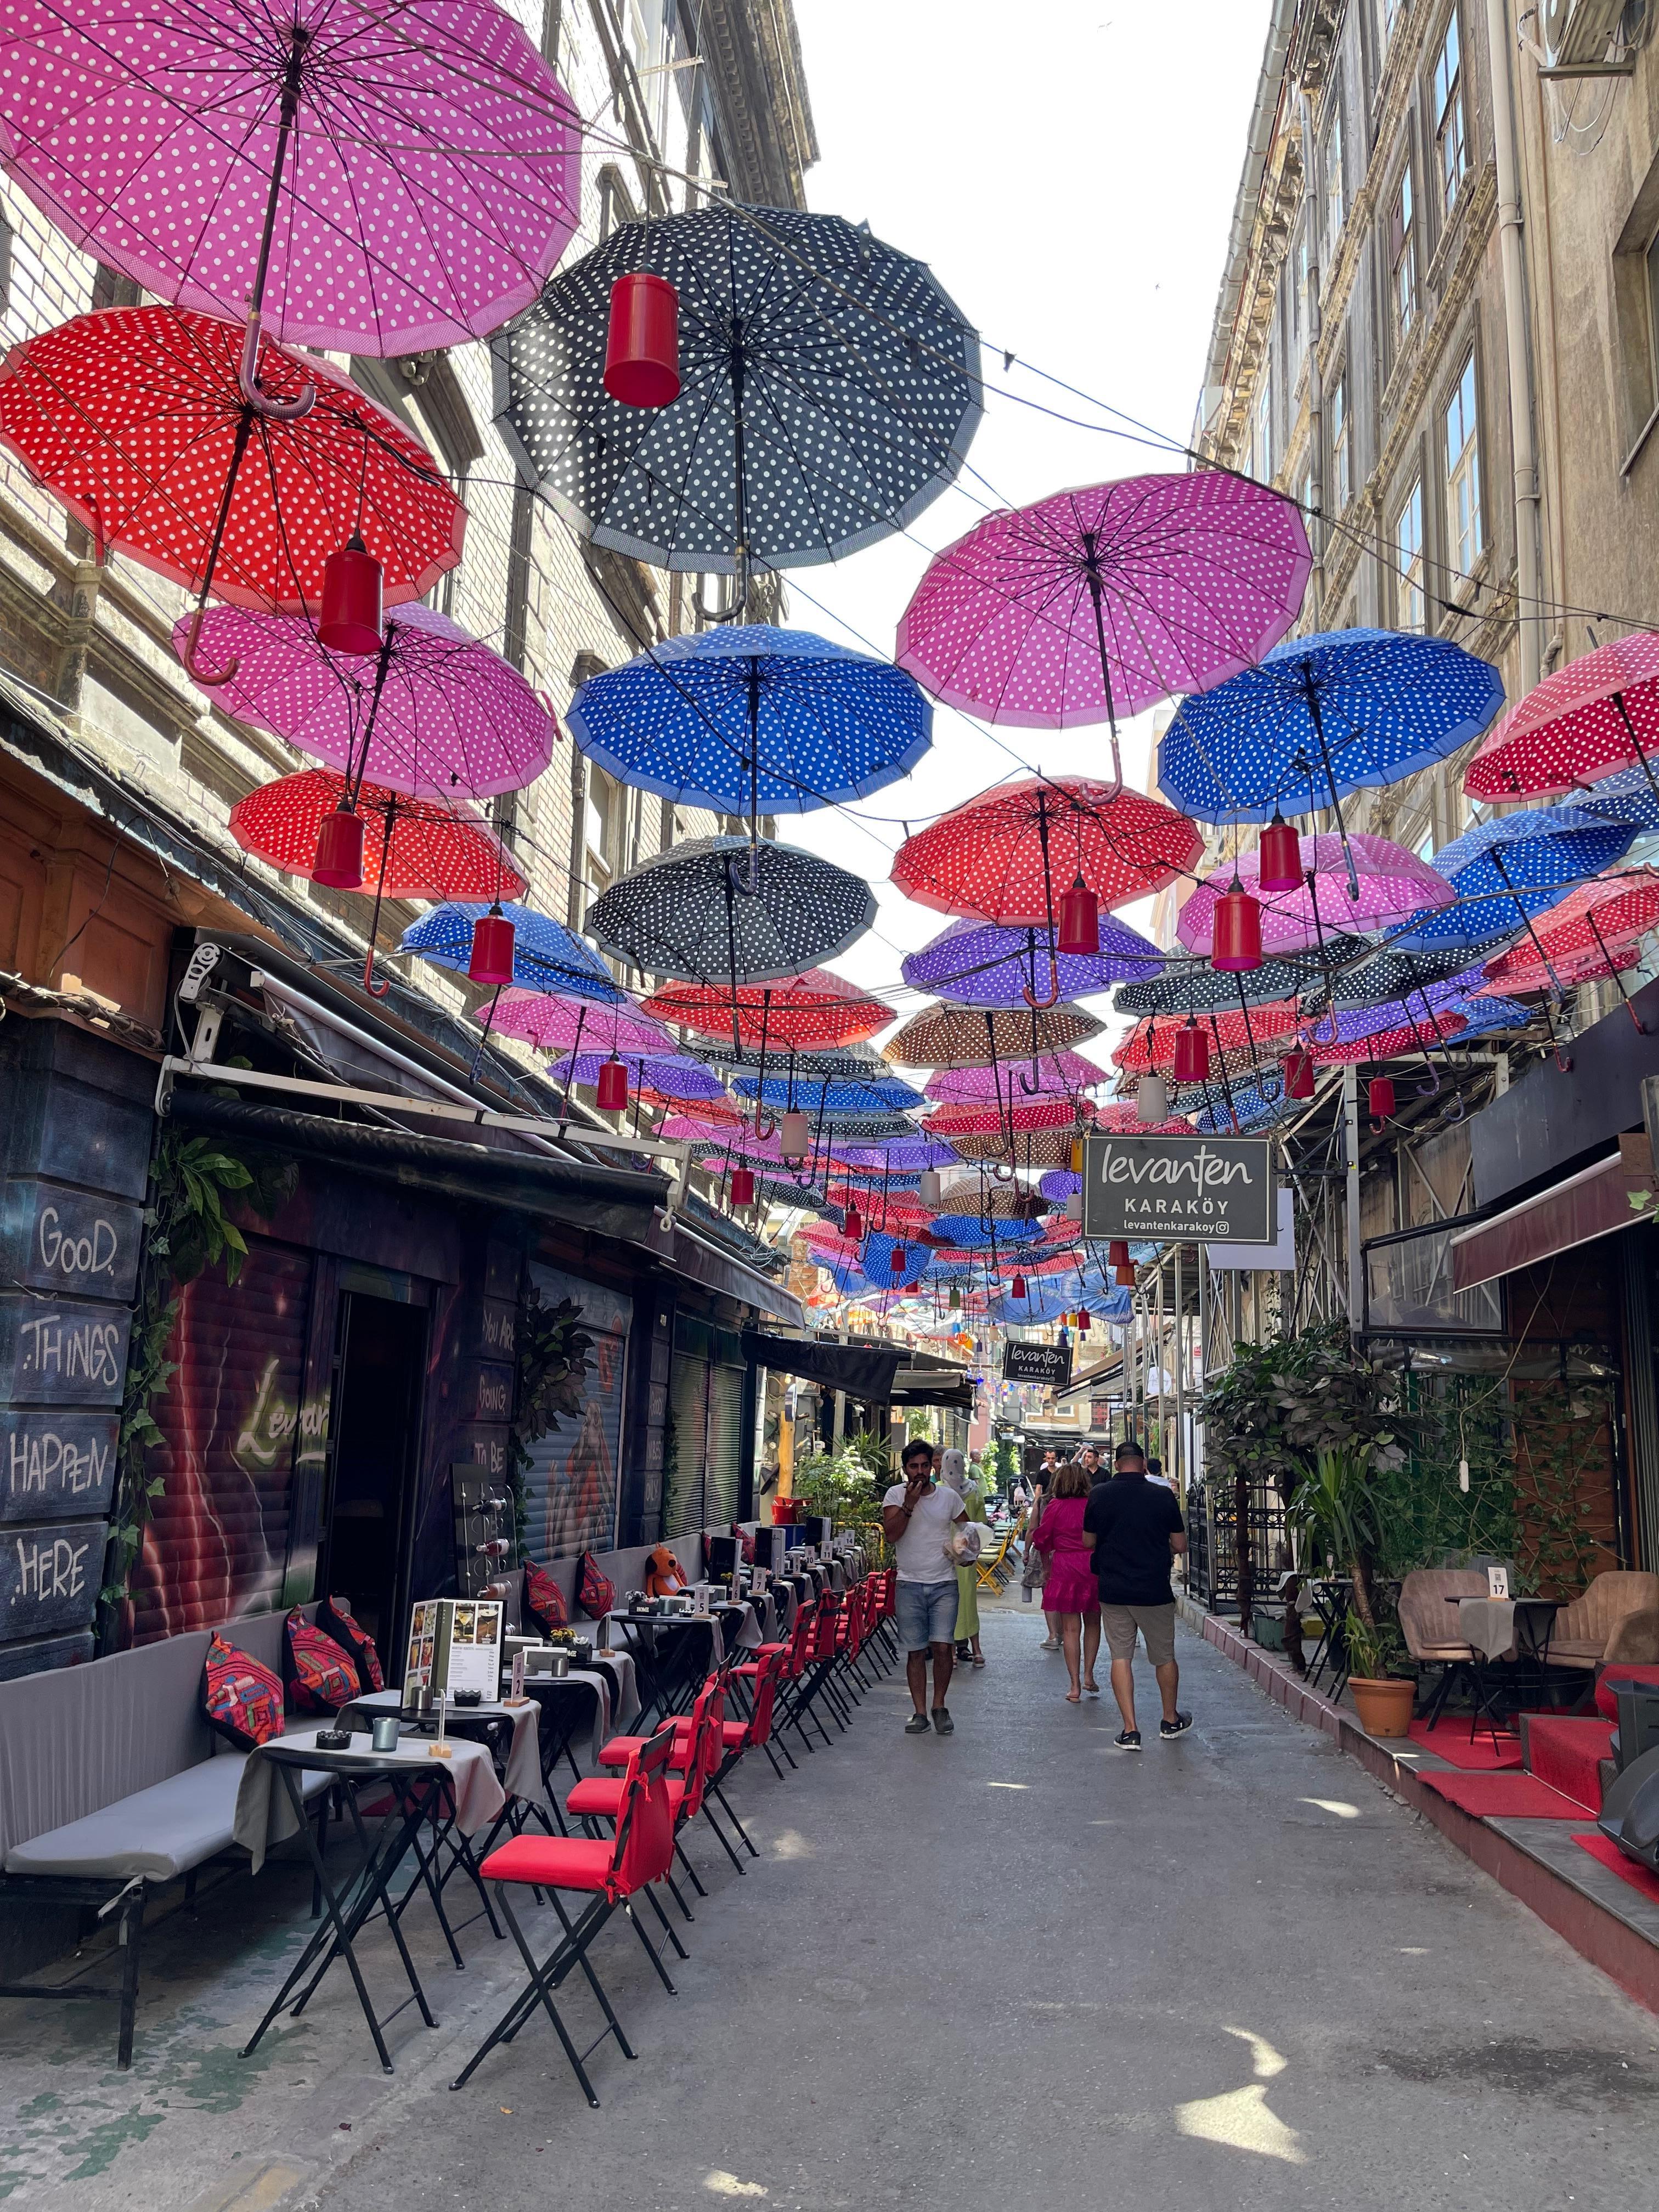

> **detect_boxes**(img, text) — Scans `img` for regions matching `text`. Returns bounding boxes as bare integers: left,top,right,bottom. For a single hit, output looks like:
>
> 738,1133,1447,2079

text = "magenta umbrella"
172,602,555,801
924,1053,1109,1103
0,0,579,398
895,471,1310,784
1177,833,1453,957
487,993,675,1060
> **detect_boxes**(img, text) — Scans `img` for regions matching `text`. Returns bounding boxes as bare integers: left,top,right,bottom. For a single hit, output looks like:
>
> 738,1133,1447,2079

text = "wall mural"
521,1263,632,1559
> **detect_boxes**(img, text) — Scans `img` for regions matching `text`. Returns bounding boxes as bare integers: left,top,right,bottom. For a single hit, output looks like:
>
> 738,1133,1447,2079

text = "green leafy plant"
1342,1605,1409,1683
506,1284,595,1561
792,1434,887,1533
1288,1445,1384,1630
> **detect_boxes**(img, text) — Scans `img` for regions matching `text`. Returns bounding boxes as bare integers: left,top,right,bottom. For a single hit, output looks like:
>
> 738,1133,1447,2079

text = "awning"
169,1091,668,1240
742,1331,901,1400
890,1358,977,1410
641,1223,805,1327
1451,1136,1659,1293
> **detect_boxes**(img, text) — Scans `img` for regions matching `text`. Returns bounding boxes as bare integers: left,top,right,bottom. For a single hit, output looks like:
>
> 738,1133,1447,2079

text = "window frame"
1433,9,1468,222
1390,161,1417,346
1442,349,1484,579
1329,362,1352,514
1394,475,1426,631
1324,102,1346,249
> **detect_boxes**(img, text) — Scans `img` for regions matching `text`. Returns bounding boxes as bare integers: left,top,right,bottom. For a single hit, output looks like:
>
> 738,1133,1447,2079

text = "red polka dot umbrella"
640,972,893,1052
926,1095,1082,1137
1477,869,1659,995
1112,1001,1303,1075
0,306,465,679
230,770,522,900
1306,1012,1468,1064
1465,635,1659,802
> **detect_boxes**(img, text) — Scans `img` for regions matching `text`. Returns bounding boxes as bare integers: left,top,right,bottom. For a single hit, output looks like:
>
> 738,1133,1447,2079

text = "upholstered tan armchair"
1549,1572,1659,1671
1397,1569,1491,1721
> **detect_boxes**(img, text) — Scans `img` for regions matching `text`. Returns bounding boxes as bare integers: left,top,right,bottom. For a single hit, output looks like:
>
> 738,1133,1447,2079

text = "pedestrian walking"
939,1447,986,1666
1030,1461,1102,1702
1081,1439,1192,1750
881,1438,968,1736
1019,1468,1060,1647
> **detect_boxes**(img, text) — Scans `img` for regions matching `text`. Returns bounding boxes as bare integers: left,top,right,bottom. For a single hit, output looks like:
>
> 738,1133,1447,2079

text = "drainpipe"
1300,90,1325,624
1484,0,1543,692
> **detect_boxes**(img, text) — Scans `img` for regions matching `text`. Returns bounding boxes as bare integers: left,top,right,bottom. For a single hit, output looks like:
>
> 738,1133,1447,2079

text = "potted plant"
1288,1444,1415,1735
1342,1608,1415,1737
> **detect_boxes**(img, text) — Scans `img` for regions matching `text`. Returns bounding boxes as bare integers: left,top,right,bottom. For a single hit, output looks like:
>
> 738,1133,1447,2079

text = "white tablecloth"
1458,1596,1517,1661
341,1690,548,1812
235,1729,504,1874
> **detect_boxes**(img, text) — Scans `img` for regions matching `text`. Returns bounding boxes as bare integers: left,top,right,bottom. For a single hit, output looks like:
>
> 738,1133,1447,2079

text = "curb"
1178,1594,1659,2016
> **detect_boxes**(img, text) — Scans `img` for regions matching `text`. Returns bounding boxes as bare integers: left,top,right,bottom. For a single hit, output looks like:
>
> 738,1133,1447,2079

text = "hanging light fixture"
890,1245,907,1278
905,1280,920,1295
317,532,383,655
1210,882,1264,973
1281,1047,1316,1101
1113,1258,1136,1287
1172,1019,1210,1083
843,1202,864,1241
1136,1073,1170,1122
779,1108,810,1163
602,272,681,407
730,1167,755,1207
1056,875,1098,958
919,1170,943,1207
1011,1272,1028,1299
949,1283,961,1312
1368,1076,1396,1124
1108,1239,1131,1271
1070,1134,1085,1173
1064,1194,1082,1221
467,904,517,986
595,1055,629,1113
1077,1307,1091,1333
312,803,365,890
1257,812,1302,893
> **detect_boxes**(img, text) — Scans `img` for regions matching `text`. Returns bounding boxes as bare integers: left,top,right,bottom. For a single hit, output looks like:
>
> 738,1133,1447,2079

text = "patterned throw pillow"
732,1521,757,1565
283,1608,360,1714
201,1633,285,1750
577,1551,616,1621
525,1561,569,1635
318,1596,385,1692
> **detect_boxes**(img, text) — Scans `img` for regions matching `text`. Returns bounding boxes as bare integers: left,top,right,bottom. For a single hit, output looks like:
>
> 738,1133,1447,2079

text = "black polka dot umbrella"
584,834,876,985
1114,936,1369,1018
493,203,982,585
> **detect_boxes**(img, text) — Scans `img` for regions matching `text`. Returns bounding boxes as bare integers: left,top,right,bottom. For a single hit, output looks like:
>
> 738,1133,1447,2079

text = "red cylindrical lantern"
730,1167,756,1207
1108,1239,1131,1270
1282,1047,1316,1101
468,908,517,986
905,1280,920,1295
1114,1264,1136,1287
1011,1273,1028,1299
779,1109,810,1163
313,804,365,890
1368,1077,1396,1123
317,533,383,656
595,1055,629,1112
1172,1022,1211,1083
1258,813,1302,893
603,272,681,407
1056,877,1099,958
1077,1307,1091,1333
1211,885,1264,973
843,1203,864,1241
890,1245,907,1278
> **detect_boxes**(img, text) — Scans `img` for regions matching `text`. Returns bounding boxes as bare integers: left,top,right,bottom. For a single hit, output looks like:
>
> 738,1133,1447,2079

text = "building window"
1434,11,1468,219
1255,377,1273,479
1645,227,1659,392
1395,477,1425,630
586,766,614,868
1390,165,1416,343
1444,352,1483,574
1325,105,1345,246
1330,366,1351,512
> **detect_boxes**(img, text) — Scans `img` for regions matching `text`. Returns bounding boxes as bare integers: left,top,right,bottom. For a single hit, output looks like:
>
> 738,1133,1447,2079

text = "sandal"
1083,1678,1100,1695
1065,1688,1081,1703
972,1654,986,1667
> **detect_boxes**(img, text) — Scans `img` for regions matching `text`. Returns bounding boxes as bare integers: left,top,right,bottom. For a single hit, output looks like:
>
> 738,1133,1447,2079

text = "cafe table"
604,1606,737,1721
521,1662,642,1813
1449,1596,1564,1731
235,1729,505,2074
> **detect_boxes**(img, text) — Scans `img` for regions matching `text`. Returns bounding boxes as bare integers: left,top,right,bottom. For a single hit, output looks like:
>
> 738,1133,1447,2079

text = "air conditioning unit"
1541,0,1638,76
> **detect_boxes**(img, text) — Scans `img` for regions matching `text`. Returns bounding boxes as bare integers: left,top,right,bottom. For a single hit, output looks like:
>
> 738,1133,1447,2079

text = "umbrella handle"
362,947,392,1000
239,310,315,421
990,1161,1015,1183
1020,944,1062,1012
180,596,238,687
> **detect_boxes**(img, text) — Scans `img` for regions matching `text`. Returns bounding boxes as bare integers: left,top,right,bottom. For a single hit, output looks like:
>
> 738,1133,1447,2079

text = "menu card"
405,1597,503,1699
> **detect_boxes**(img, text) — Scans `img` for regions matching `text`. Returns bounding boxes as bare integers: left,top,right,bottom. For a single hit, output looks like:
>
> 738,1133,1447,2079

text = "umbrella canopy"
0,308,464,620
643,972,893,1051
1318,941,1504,1011
1477,870,1659,992
1300,993,1476,1048
934,1178,1050,1218
1157,628,1505,823
586,837,876,986
1464,634,1659,801
176,603,555,800
0,0,580,354
892,776,1202,925
1113,1002,1302,1075
543,1052,726,1103
398,902,622,1000
927,1215,1046,1249
901,913,1161,1007
833,1137,962,1172
1194,1080,1302,1135
884,1002,1104,1068
1113,939,1365,1018
488,994,674,1057
1039,1170,1082,1203
944,1126,1080,1167
731,1074,927,1114
1571,763,1659,831
1177,834,1453,956
894,471,1310,744
495,201,981,577
229,772,521,899
1391,808,1638,952
926,1052,1108,1101
861,1230,937,1287
684,1036,889,1082
567,626,930,819
1307,1012,1469,1064
1448,993,1534,1037
926,1096,1081,1137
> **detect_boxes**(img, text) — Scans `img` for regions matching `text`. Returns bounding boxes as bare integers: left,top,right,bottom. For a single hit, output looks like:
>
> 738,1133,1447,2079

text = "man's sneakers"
1114,1727,1142,1751
904,1712,932,1735
932,1707,955,1735
1160,1711,1194,1739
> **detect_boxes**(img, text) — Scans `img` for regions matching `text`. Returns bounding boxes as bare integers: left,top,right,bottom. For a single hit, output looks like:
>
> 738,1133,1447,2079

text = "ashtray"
315,1728,352,1750
453,1688,483,1708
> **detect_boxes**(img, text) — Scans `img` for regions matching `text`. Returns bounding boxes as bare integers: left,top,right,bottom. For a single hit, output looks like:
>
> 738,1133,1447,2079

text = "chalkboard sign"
0,1410,119,1523
1,1517,108,1639
1004,1342,1073,1389
1,1181,143,1301
0,1296,131,1407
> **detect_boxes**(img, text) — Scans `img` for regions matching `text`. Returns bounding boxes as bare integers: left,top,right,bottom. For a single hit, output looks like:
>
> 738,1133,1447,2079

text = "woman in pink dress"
1032,1462,1102,1702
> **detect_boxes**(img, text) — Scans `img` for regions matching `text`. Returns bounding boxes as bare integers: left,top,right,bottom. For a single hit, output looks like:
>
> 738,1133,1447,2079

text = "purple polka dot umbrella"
900,913,1162,1007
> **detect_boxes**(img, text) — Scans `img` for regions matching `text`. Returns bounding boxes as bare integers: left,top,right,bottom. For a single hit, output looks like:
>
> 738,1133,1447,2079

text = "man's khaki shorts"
1101,1602,1177,1667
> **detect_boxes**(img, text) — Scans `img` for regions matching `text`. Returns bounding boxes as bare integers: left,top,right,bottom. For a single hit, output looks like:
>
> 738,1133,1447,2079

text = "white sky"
780,0,1274,1055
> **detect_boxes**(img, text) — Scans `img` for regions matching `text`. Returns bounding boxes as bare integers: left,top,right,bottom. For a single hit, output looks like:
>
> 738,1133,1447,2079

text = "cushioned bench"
0,1607,331,2067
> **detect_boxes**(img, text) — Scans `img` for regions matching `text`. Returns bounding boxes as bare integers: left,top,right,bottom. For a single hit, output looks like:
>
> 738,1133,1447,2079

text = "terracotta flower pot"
1349,1676,1414,1738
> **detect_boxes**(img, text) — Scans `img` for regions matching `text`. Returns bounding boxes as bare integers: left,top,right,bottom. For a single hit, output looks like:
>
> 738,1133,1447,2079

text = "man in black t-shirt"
1081,1440,1192,1751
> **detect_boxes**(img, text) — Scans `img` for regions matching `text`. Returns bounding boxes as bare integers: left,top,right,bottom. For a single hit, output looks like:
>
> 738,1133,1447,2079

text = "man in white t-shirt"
882,1440,968,1736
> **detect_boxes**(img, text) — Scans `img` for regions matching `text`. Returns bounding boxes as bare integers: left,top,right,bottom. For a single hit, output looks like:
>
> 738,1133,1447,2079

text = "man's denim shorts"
896,1577,960,1651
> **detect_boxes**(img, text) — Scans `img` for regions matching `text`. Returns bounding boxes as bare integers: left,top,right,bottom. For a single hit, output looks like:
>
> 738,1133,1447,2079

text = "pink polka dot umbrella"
1477,869,1659,1005
1176,833,1453,957
1464,634,1659,802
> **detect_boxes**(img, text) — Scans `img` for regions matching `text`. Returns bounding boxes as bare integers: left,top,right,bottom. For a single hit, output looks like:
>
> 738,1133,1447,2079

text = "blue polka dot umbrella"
861,1228,936,1286
901,913,1162,1008
400,900,624,999
567,626,931,826
1194,1079,1299,1135
1157,628,1506,825
1446,992,1534,1039
1391,807,1638,953
927,1214,1046,1250
731,1073,928,1115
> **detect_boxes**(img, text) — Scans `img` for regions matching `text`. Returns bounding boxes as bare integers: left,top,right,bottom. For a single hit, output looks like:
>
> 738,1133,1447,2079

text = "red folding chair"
568,1671,739,1899
450,1725,679,2105
596,1645,788,1854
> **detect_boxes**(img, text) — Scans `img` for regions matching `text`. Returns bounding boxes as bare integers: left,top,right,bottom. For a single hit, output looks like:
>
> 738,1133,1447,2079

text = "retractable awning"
1451,1135,1659,1294
742,1331,901,1400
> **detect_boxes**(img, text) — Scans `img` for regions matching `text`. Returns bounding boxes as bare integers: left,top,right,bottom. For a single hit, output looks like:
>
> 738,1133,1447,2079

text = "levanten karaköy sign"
1081,1134,1275,1244
1003,1342,1073,1389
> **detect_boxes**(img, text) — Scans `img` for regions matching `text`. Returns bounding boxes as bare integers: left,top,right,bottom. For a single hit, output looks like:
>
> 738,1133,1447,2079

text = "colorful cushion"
525,1561,568,1635
1595,1663,1659,1720
732,1521,756,1566
201,1633,284,1750
577,1551,616,1621
283,1608,359,1714
318,1596,385,1692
